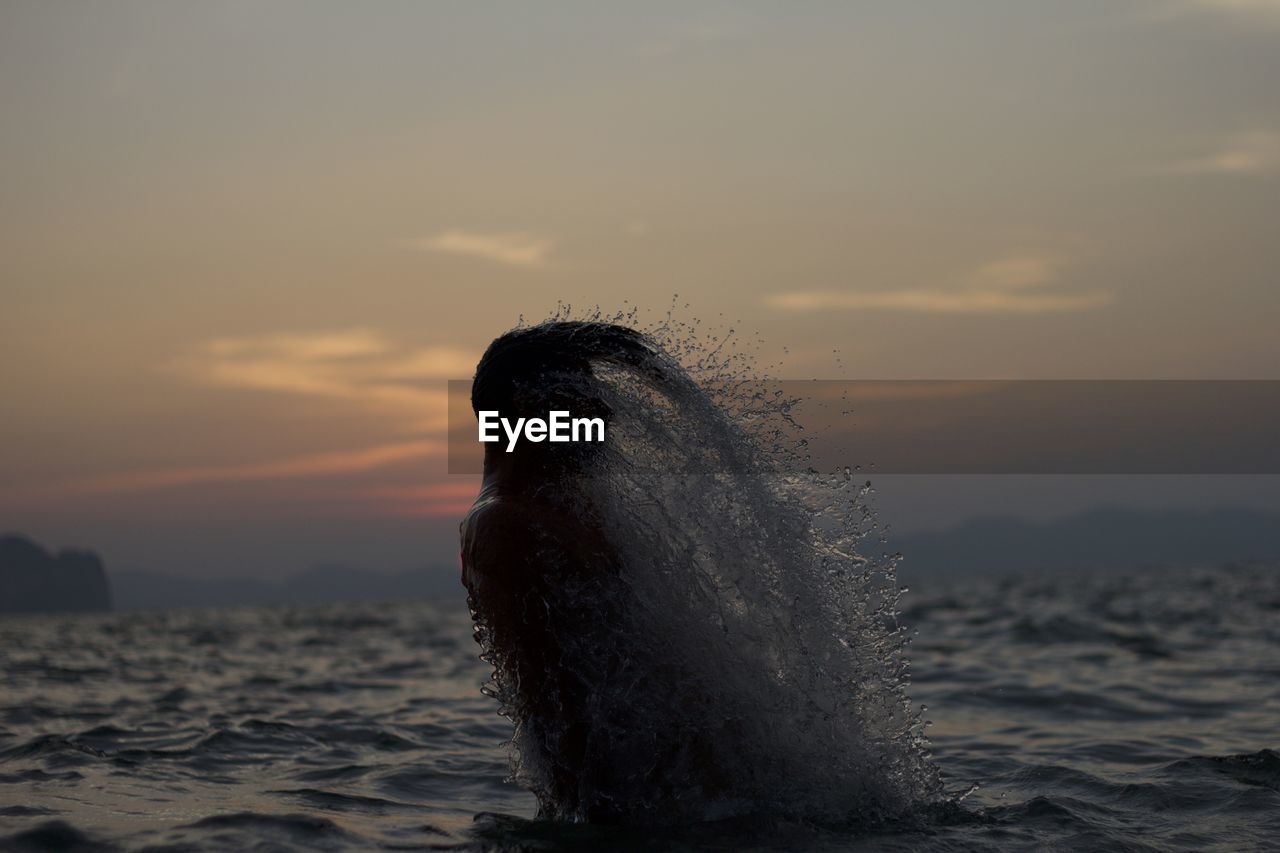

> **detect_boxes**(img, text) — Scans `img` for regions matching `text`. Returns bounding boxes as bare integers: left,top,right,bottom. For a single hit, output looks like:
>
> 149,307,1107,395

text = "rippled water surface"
2,563,1278,851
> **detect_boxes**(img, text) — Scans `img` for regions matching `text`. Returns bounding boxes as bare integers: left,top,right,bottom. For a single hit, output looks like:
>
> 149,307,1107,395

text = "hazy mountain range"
5,507,1279,613
893,506,1280,580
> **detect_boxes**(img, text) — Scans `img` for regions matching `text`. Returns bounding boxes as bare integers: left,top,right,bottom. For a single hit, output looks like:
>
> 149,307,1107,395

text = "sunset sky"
4,1,1279,579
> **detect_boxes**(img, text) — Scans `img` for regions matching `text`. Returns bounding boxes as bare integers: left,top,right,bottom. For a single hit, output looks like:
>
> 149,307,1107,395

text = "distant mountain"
894,507,1280,579
0,534,112,614
111,563,464,611
12,506,1279,613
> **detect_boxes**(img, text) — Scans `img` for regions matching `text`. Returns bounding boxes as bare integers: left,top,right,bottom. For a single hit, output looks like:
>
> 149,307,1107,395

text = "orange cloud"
412,229,554,268
30,440,446,499
1164,132,1280,176
21,329,489,518
765,253,1112,315
173,329,476,432
1182,0,1280,21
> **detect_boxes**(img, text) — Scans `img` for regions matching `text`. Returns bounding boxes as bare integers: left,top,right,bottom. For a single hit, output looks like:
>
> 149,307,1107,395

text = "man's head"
471,321,662,476
472,320,663,416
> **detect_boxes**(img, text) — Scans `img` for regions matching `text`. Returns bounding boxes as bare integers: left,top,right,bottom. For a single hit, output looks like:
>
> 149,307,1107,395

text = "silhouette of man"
460,322,639,820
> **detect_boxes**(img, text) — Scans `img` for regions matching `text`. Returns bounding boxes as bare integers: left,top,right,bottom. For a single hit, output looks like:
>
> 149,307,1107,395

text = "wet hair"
470,321,664,421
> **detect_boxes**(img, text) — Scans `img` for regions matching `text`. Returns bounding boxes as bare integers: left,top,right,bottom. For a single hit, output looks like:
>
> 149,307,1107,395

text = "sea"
2,561,1277,851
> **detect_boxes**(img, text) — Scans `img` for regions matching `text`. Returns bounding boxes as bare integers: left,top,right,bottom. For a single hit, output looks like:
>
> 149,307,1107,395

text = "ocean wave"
0,566,1274,849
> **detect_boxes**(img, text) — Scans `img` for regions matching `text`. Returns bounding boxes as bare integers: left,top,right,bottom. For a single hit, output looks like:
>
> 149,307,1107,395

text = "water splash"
467,305,943,825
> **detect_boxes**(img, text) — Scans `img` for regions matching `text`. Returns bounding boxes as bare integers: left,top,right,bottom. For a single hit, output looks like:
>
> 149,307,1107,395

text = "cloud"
1148,0,1280,27
1183,0,1280,17
766,255,1113,315
1163,132,1280,176
635,14,758,56
205,329,388,361
413,229,553,268
2,330,476,510
966,256,1059,290
767,290,1112,314
174,329,475,431
33,440,445,499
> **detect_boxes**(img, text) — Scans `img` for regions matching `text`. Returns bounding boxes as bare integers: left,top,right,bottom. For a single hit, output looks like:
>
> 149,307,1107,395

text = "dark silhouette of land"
0,534,112,614
5,507,1279,614
895,507,1280,580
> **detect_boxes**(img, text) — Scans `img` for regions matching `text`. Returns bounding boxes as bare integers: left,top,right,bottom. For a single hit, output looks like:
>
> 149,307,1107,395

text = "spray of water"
465,303,943,826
